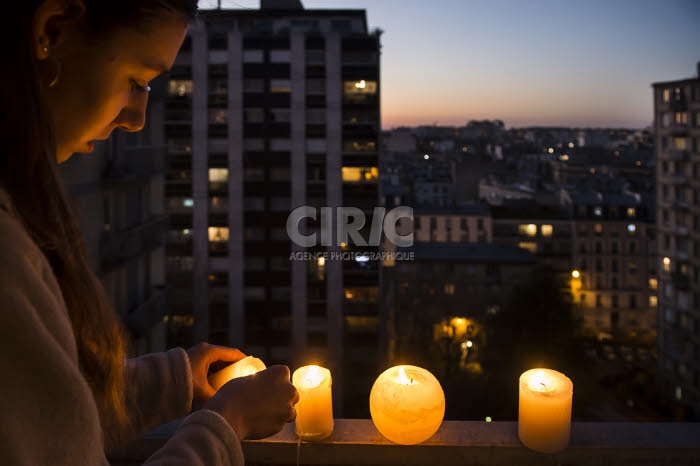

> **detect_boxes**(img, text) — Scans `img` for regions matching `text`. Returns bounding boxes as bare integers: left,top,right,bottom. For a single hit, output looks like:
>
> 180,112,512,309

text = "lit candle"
518,368,573,453
369,365,445,445
292,365,334,441
208,356,267,391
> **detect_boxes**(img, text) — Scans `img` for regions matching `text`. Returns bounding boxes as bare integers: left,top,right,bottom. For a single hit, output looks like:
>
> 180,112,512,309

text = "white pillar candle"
369,365,445,445
208,356,267,391
518,368,573,453
292,365,334,441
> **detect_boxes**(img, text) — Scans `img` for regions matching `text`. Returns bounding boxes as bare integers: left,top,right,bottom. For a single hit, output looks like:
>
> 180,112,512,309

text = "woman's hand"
203,365,300,440
187,343,246,402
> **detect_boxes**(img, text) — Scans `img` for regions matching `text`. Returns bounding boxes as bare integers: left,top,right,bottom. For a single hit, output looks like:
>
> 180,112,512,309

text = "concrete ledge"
110,419,700,466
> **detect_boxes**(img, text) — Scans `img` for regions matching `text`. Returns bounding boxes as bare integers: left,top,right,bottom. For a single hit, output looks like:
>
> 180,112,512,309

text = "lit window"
209,168,228,182
208,227,229,242
518,241,538,254
342,166,378,183
344,80,377,94
627,224,636,233
183,199,194,208
594,207,603,217
518,224,537,237
663,89,670,102
626,208,636,218
270,79,291,93
663,256,671,272
649,278,658,291
541,224,553,237
444,283,455,295
595,224,603,234
649,296,657,308
672,137,687,150
169,79,193,97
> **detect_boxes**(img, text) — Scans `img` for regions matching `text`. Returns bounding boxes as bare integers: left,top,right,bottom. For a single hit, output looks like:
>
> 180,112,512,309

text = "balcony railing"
109,419,700,466
668,149,689,161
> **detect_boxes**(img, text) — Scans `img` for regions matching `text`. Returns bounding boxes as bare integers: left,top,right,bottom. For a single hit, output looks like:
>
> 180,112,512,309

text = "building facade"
61,127,169,356
652,64,700,415
161,3,381,415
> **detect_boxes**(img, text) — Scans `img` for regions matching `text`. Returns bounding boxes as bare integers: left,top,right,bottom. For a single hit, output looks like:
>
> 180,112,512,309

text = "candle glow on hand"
208,356,267,391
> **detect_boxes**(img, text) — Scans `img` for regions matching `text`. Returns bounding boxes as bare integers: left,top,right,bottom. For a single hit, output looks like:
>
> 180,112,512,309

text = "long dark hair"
0,0,196,449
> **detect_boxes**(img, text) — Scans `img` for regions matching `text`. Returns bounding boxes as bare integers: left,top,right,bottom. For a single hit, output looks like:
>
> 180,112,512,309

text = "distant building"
652,63,700,416
570,192,656,343
61,131,168,356
160,3,381,416
491,201,573,280
412,204,492,243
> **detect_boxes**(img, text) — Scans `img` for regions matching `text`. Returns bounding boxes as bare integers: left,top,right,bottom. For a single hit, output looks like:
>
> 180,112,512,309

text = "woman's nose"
115,93,148,132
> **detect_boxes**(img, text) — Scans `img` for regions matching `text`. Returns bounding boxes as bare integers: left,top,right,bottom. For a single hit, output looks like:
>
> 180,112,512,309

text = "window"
243,79,265,93
244,108,265,123
208,227,229,242
342,166,379,182
244,167,265,182
595,224,603,235
169,79,193,97
269,50,291,63
270,79,291,93
209,168,228,182
518,241,538,254
541,224,553,237
628,262,637,275
306,108,325,124
612,294,619,308
611,241,619,255
629,295,637,309
596,294,602,307
209,109,227,124
663,256,671,272
649,296,658,308
673,137,688,150
444,283,455,295
626,207,636,218
270,108,290,122
629,240,637,254
649,278,658,291
518,224,537,237
343,80,378,103
270,167,290,181
243,49,264,63
594,207,603,217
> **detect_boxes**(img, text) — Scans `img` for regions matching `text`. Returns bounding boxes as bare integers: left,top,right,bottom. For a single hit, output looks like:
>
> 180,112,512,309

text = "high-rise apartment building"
160,2,381,415
61,129,169,356
652,64,700,416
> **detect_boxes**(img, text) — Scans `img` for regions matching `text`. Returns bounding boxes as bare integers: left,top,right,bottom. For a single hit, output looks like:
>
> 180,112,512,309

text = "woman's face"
43,12,187,163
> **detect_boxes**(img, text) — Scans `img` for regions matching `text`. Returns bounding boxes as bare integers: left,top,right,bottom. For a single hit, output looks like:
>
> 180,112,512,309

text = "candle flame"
529,370,553,392
301,365,325,388
397,366,413,385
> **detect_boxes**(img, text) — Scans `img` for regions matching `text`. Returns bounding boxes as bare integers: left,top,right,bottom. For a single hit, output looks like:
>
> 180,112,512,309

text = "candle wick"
540,382,547,390
410,377,414,384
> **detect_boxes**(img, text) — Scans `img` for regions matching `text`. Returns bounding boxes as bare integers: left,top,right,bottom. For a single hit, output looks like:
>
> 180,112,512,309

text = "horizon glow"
200,0,700,129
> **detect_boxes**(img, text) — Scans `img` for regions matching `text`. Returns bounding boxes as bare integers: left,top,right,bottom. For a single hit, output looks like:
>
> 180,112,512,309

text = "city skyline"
199,0,700,129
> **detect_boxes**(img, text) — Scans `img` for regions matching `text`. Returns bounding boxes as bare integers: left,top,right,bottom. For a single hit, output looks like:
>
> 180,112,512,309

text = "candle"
208,356,267,391
369,365,445,445
292,365,334,441
518,368,573,453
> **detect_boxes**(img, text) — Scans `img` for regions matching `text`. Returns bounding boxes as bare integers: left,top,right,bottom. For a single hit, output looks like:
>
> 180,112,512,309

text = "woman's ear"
32,0,85,60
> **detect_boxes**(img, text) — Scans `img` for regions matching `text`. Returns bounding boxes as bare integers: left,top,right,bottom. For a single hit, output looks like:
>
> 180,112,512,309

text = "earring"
40,42,61,88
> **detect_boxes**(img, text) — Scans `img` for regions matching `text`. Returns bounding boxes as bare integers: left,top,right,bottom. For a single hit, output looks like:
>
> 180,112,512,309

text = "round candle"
208,356,267,391
369,365,445,445
518,368,573,453
292,365,334,441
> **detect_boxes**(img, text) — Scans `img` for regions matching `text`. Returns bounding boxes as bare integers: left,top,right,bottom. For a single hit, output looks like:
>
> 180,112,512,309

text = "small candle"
292,365,334,441
369,365,445,445
518,368,573,453
208,356,267,391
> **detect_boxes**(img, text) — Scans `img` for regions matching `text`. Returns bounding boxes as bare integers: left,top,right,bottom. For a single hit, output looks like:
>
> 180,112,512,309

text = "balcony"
109,419,700,466
101,216,168,269
668,124,688,136
668,149,689,161
670,174,688,186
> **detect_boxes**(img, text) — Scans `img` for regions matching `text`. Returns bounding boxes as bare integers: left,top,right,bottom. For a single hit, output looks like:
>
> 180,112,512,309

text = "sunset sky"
200,0,700,129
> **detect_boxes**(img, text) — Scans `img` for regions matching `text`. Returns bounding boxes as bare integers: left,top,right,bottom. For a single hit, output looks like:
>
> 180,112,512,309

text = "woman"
0,1,298,465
